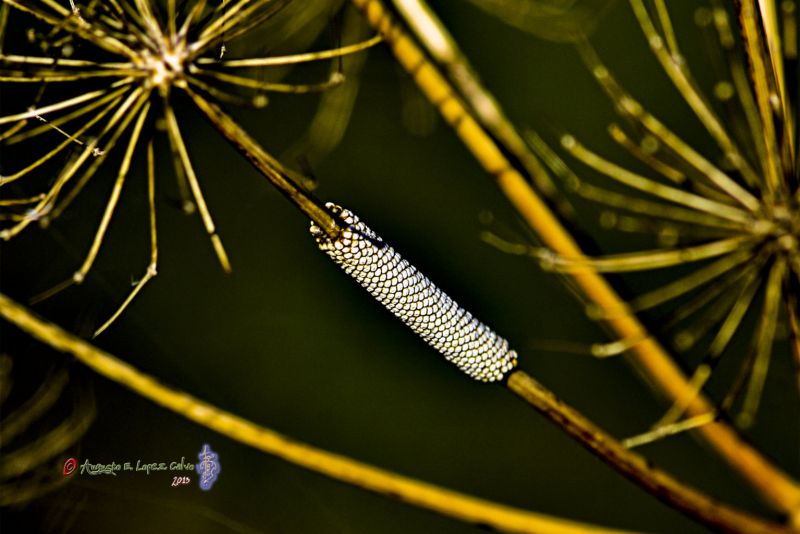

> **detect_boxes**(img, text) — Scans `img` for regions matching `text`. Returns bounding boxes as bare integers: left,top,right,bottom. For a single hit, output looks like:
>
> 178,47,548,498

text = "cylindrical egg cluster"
311,203,517,382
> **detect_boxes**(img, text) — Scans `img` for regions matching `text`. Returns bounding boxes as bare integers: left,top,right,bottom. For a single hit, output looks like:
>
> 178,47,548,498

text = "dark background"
1,1,798,532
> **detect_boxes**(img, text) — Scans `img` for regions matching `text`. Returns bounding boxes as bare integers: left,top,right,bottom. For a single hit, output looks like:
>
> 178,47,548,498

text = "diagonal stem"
0,293,644,534
183,85,343,240
505,370,794,534
350,0,800,520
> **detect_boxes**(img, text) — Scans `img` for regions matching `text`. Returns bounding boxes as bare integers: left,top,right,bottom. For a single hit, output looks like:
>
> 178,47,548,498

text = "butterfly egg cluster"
311,203,518,382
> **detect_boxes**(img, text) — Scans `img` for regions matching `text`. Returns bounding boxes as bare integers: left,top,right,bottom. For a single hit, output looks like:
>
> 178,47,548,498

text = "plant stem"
1,294,793,533
389,0,572,218
506,370,795,534
350,0,800,520
182,85,343,240
0,292,639,534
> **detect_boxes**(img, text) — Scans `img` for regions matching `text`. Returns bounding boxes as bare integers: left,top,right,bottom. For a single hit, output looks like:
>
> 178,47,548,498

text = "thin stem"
0,293,640,534
575,40,762,213
162,98,231,272
196,34,383,67
625,248,754,313
706,1,769,188
183,85,342,239
0,194,44,206
74,100,151,282
483,232,756,273
350,0,800,518
659,249,769,336
5,0,136,59
561,135,754,225
788,288,800,397
391,0,569,217
0,84,127,126
657,263,764,426
607,123,685,183
1,91,123,184
630,0,761,189
505,370,793,534
93,138,158,338
1,87,143,241
755,0,795,172
188,67,344,94
4,85,127,145
0,120,25,142
737,258,785,427
525,131,743,231
0,68,141,82
0,53,131,68
46,88,144,222
184,73,268,108
0,2,8,54
624,412,717,449
539,236,755,273
191,0,287,57
653,0,680,56
0,385,94,480
736,0,786,200
0,369,68,444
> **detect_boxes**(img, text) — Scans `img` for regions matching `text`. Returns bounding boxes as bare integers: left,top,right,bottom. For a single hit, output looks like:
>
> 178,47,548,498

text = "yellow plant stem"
350,0,800,521
183,85,343,241
2,294,793,533
389,0,568,216
0,292,634,534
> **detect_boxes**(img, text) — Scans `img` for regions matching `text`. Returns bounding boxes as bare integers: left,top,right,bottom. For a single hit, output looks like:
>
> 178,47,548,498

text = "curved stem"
0,292,636,534
1,294,793,533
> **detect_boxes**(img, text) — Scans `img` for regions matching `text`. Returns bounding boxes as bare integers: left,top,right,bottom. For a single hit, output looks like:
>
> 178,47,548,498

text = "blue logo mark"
196,444,220,491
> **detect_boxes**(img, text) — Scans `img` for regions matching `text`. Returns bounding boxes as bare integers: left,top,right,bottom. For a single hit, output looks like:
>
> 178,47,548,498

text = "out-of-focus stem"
390,0,571,218
0,292,640,534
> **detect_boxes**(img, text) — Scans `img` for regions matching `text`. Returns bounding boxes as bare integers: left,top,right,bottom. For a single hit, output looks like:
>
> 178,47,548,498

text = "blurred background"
1,1,798,532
